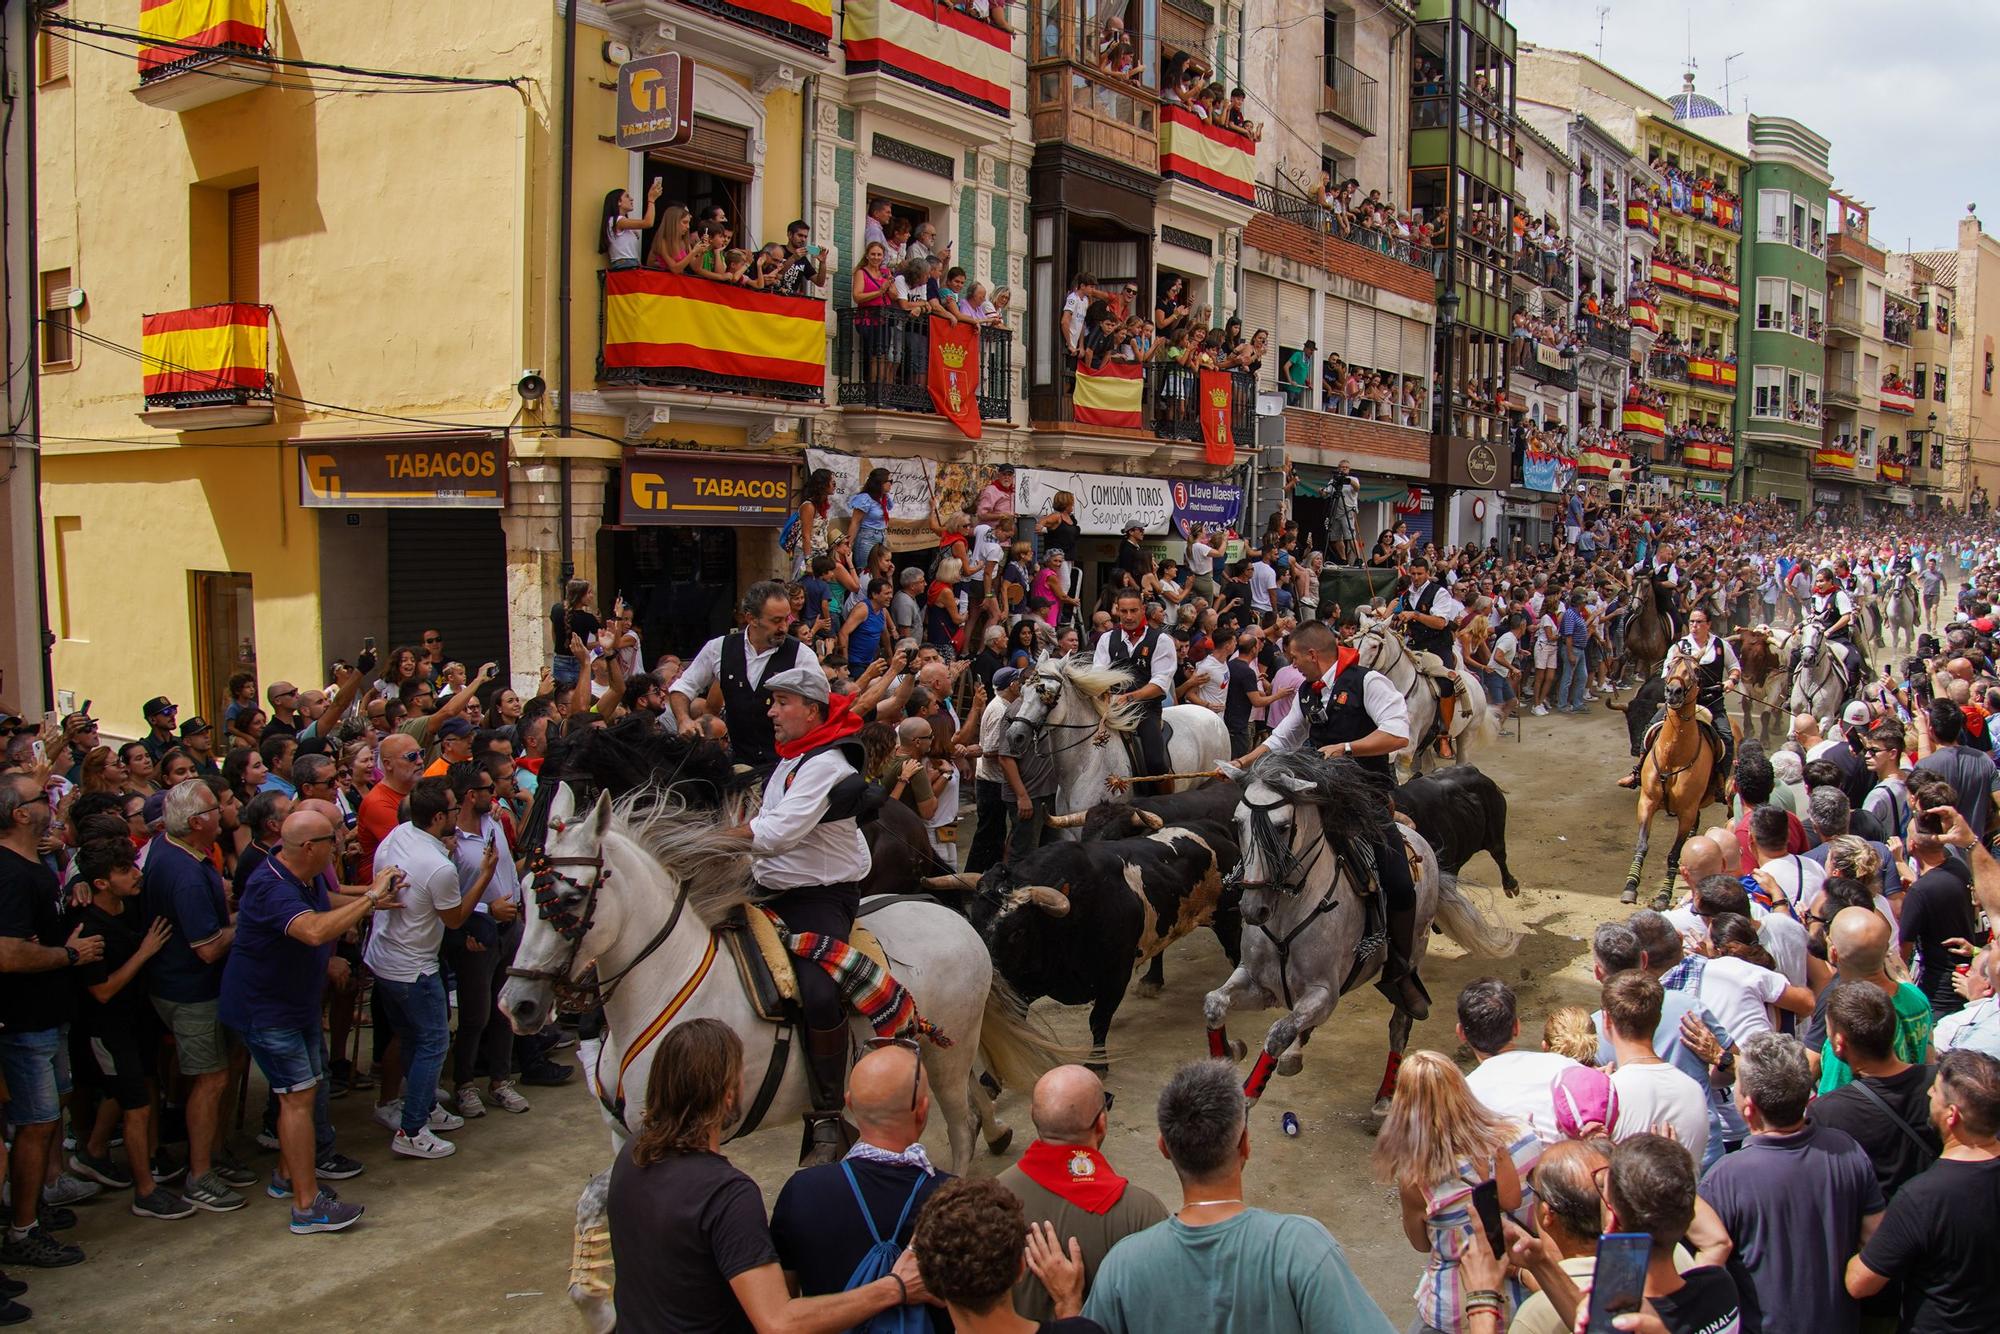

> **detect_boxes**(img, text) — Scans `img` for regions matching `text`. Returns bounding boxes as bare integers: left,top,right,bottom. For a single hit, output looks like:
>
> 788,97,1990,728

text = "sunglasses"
866,1036,925,1109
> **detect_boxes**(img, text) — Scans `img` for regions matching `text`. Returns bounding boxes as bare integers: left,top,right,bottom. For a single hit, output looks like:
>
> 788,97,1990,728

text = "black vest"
1305,660,1393,778
1675,638,1728,706
718,631,802,766
1405,582,1456,660
1107,628,1164,710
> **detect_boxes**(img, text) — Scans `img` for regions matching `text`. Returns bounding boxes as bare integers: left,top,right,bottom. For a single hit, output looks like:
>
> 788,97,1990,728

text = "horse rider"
1231,620,1431,1019
1091,587,1175,778
726,666,870,1164
670,579,825,769
1797,564,1868,689
1617,606,1740,790
1392,555,1462,759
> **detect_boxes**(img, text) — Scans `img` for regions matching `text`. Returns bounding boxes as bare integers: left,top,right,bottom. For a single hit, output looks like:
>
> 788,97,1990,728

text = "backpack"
779,507,804,554
838,1162,929,1333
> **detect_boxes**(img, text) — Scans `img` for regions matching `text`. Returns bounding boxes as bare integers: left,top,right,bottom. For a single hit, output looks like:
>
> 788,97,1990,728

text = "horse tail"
1433,872,1520,959
976,979,1088,1091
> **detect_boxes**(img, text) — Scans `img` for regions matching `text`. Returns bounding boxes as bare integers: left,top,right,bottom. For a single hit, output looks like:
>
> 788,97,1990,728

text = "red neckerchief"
775,692,863,760
1965,702,1989,740
1306,645,1360,700
518,756,545,775
1015,1139,1129,1215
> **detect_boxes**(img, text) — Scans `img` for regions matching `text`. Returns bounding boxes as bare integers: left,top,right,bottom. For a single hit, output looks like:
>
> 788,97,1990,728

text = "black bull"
1394,766,1521,896
1606,675,1669,757
960,821,1239,1064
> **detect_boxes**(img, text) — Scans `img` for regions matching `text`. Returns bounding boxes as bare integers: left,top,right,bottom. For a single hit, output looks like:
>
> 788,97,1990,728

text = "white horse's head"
1002,652,1134,753
1798,621,1826,665
500,781,620,1036
1352,622,1399,673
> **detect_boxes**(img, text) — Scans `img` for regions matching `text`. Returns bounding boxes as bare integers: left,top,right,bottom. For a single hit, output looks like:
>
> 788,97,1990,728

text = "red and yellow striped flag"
843,0,1011,118
141,303,271,398
603,270,826,390
1073,361,1144,429
138,0,267,72
1159,105,1257,205
1621,399,1665,438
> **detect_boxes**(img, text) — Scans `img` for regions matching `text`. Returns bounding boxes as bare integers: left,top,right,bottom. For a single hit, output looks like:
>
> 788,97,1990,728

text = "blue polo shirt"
220,855,333,1033
142,838,231,1003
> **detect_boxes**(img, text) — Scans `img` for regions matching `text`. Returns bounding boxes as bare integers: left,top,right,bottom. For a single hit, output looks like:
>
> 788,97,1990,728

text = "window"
1753,365,1783,418
1935,367,1948,403
37,28,68,85
1864,283,1883,327
1755,277,1783,330
1808,207,1825,251
1790,200,1807,248
39,268,74,368
1987,351,1994,394
1858,424,1875,465
1757,190,1788,242
1915,363,1928,397
228,185,259,304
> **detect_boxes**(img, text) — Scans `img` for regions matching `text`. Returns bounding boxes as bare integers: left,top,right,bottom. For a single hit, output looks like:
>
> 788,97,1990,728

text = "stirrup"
570,1219,615,1298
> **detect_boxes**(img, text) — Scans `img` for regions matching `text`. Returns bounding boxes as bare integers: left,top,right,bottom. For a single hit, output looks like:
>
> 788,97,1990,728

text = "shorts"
1479,669,1513,703
240,1025,326,1096
0,1028,67,1126
1533,641,1558,670
151,995,229,1076
73,1027,151,1111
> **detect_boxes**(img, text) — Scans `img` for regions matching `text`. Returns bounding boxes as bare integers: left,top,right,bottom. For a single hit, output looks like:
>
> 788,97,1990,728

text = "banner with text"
1018,467,1173,536
1170,476,1244,538
804,449,978,552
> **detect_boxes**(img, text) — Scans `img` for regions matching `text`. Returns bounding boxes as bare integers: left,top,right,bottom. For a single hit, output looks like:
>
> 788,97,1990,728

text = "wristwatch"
64,945,79,966
1342,742,1354,758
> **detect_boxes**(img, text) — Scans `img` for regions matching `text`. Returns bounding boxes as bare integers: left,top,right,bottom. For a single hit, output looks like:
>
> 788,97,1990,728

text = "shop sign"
619,452,792,526
1394,486,1432,514
1441,436,1503,490
1169,477,1243,538
615,54,695,151
298,434,506,509
1886,486,1914,506
1501,499,1542,518
1813,487,1843,504
1017,467,1173,535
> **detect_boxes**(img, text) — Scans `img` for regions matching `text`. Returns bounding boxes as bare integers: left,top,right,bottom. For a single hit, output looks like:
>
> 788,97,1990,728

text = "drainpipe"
24,5,50,705
556,0,579,584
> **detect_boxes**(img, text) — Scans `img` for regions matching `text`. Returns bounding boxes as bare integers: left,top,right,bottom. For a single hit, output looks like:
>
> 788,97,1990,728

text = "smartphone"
1469,1178,1506,1259
1584,1233,1652,1334
363,636,377,654
80,700,92,718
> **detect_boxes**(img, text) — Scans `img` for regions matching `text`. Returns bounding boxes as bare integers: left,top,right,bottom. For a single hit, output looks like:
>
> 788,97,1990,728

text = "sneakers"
371,1099,404,1132
151,1152,186,1186
1531,703,1550,716
268,1174,342,1201
40,1174,99,1208
519,1058,574,1087
315,1151,365,1181
289,1191,365,1235
69,1148,132,1191
131,1189,194,1222
488,1082,531,1114
391,1127,457,1160
455,1086,487,1119
184,1171,248,1213
255,1129,282,1151
0,1298,25,1327
213,1153,258,1189
0,1227,81,1269
34,1207,74,1234
428,1105,465,1132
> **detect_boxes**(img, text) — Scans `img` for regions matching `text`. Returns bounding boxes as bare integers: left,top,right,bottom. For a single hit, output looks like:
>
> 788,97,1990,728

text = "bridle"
1232,790,1345,1010
504,822,691,1015
1015,670,1124,758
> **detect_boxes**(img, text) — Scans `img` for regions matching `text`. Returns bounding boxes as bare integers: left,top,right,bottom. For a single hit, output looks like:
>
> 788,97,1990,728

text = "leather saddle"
1116,717,1174,775
716,905,892,1026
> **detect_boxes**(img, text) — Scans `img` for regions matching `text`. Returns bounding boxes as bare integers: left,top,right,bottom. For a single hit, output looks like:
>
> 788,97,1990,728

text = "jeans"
445,914,522,1087
967,779,1009,874
1008,794,1054,860
0,1028,65,1126
375,972,451,1136
1557,649,1587,711
249,1027,336,1155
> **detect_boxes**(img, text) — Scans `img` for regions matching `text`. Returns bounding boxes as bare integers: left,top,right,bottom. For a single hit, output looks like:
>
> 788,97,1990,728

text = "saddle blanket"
757,906,951,1047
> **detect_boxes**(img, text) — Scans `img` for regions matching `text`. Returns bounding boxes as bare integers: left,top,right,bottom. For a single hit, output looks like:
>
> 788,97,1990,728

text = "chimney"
1963,206,1983,249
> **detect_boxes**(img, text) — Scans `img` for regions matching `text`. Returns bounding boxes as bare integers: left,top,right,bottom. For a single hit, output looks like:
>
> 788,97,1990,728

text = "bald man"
769,1043,953,1329
292,797,370,1101
222,810,399,1233
997,1066,1168,1322
1814,907,1935,1094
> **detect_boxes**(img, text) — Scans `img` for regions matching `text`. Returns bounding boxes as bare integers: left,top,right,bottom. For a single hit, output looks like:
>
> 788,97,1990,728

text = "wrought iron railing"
833,309,1012,420
1321,55,1378,134
1036,363,1256,446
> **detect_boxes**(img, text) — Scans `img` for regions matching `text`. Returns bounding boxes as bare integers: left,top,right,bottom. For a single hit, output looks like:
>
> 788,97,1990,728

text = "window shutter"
40,269,73,366
1276,281,1309,350
38,32,68,85
1242,273,1278,389
228,186,260,305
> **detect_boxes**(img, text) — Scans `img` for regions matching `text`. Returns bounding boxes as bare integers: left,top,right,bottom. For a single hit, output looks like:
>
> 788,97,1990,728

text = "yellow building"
1912,210,2000,513
34,0,813,733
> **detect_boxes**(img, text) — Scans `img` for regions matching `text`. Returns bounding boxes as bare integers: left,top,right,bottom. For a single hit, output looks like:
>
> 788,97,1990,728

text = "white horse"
1351,622,1494,774
498,782,1039,1331
1201,751,1517,1119
1851,570,1883,647
1787,622,1854,728
1005,652,1230,815
1882,572,1920,654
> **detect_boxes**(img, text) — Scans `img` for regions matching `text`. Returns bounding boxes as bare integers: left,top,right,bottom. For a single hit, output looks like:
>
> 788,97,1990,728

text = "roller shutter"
1276,281,1311,393
386,510,510,679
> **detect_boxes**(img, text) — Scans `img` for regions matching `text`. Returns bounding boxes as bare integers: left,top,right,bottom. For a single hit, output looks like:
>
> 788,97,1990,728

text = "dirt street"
44,701,1653,1329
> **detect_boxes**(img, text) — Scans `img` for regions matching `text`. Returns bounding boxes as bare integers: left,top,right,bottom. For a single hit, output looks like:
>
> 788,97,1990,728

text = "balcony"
1320,56,1378,136
1037,363,1255,449
833,309,1012,421
1827,229,1886,274
1158,103,1256,213
1513,249,1573,297
1513,343,1579,391
1029,64,1158,170
130,0,274,110
138,303,276,430
1579,185,1600,214
1660,432,1736,474
604,0,834,66
1645,352,1689,387
842,0,1015,119
1824,372,1861,407
598,270,825,405
1826,300,1864,338
1883,305,1915,348
1282,405,1432,478
1581,318,1630,361
1601,200,1621,228
1812,442,1859,478
1247,184,1443,285
1880,379,1917,414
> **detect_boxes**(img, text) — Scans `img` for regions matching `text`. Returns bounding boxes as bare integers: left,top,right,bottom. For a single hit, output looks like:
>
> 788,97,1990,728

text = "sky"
1507,0,1997,253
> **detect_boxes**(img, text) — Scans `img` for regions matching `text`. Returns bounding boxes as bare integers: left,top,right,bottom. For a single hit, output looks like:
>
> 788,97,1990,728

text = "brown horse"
1620,576,1669,688
1622,656,1727,907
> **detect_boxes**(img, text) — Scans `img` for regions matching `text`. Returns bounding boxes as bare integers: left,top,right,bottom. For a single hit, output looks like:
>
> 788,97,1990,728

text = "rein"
1235,794,1341,1010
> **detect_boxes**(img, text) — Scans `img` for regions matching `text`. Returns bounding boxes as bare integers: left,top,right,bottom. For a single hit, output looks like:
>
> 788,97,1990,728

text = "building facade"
1886,250,1956,509
1911,210,2000,514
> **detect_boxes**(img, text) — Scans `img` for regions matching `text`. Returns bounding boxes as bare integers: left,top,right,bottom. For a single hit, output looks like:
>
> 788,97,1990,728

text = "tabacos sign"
298,434,506,509
620,452,793,527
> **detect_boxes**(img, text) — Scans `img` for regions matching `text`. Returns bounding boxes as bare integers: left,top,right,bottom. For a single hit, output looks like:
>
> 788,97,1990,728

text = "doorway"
191,572,256,727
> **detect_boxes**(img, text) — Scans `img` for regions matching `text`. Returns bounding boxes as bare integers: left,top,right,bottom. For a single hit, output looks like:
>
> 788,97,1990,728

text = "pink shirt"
977,481,1016,519
1031,568,1064,625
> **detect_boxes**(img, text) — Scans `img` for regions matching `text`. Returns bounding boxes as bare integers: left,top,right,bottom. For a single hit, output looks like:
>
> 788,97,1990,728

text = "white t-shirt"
976,694,1011,784
1663,902,1810,987
365,823,463,983
1610,1061,1711,1164
1185,539,1217,578
1492,630,1519,671
1062,291,1089,351
1755,853,1825,914
1188,655,1228,710
1248,561,1278,611
1692,955,1791,1044
1464,1049,1579,1145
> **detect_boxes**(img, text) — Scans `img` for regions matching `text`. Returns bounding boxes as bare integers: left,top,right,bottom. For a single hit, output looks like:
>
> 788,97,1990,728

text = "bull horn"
1135,809,1165,830
1045,812,1088,829
1026,885,1071,916
922,872,980,891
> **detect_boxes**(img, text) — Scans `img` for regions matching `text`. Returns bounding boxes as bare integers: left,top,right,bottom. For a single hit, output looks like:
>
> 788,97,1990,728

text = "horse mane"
612,785,760,929
520,716,745,852
1052,652,1142,733
1244,749,1393,848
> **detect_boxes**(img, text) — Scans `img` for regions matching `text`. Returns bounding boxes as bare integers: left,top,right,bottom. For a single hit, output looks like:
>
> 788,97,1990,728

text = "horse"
1004,651,1230,816
1851,570,1883,647
498,781,1048,1331
1201,751,1518,1119
1620,576,1669,685
1350,622,1494,774
1622,656,1727,908
1787,622,1855,729
1882,572,1920,654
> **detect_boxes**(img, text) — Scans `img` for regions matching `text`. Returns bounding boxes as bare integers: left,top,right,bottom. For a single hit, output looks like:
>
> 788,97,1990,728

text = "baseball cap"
1840,700,1872,728
62,710,96,730
437,717,476,740
993,666,1022,692
178,716,212,739
141,696,177,718
141,791,170,829
995,463,1015,475
1551,1065,1619,1139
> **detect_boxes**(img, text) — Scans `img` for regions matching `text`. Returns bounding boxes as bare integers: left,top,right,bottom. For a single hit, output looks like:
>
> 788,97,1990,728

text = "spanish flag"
1815,445,1856,470
1578,438,1627,481
1695,275,1724,300
141,303,271,399
138,0,267,73
1717,282,1739,308
1626,200,1653,231
733,0,833,38
1879,459,1906,482
1073,361,1144,429
1159,105,1257,205
1717,363,1737,387
1686,443,1733,472
1630,299,1660,333
1688,356,1718,383
843,0,1010,117
603,270,826,391
1622,399,1665,438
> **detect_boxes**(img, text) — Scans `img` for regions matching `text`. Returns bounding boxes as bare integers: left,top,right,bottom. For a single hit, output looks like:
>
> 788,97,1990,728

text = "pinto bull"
1395,766,1520,896
945,822,1238,1066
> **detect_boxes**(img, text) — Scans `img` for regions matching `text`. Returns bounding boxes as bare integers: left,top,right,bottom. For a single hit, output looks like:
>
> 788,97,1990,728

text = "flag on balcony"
1630,299,1659,332
1621,398,1665,438
1073,360,1144,429
1880,385,1916,414
1880,459,1906,482
1577,438,1627,481
1159,105,1256,205
603,270,826,391
1687,356,1718,383
140,302,272,399
843,0,1009,117
1684,442,1734,472
1717,362,1737,387
1717,281,1739,308
138,0,268,72
733,0,833,39
1815,444,1857,469
927,317,982,440
1694,275,1724,300
1198,370,1234,466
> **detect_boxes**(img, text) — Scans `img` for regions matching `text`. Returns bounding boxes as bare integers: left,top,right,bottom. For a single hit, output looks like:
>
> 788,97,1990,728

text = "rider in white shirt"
1090,589,1177,776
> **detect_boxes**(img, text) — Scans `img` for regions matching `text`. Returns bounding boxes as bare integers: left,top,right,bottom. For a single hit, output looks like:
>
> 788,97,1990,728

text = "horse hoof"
1503,879,1522,899
1226,1038,1248,1063
1133,978,1163,999
1650,891,1674,911
985,1126,1014,1156
1370,1095,1393,1122
1276,1053,1303,1077
1619,886,1638,905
